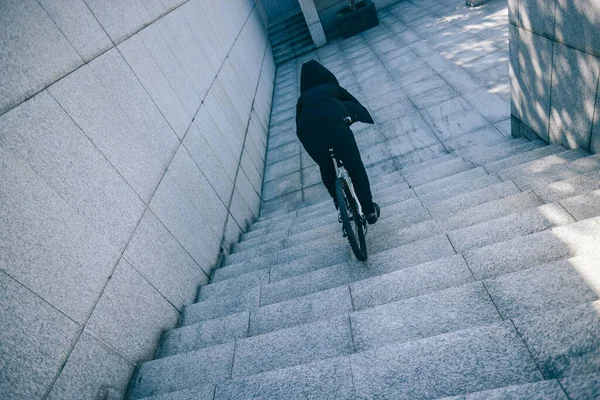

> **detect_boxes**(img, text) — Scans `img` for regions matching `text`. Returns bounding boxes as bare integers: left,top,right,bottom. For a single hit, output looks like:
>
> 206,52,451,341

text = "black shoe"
365,202,380,225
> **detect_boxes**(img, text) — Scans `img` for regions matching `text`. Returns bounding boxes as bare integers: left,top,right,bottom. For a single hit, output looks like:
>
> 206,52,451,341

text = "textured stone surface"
216,356,353,399
351,322,541,399
85,259,179,363
0,0,82,114
232,315,353,377
158,311,249,358
560,190,600,220
46,332,134,400
351,283,501,351
181,287,260,326
549,42,600,150
485,256,600,319
0,272,80,400
250,285,352,336
513,300,600,379
560,373,600,399
131,342,235,398
554,0,600,57
38,0,112,62
0,90,145,251
0,148,119,323
48,49,179,202
84,0,152,43
464,380,568,399
350,255,475,311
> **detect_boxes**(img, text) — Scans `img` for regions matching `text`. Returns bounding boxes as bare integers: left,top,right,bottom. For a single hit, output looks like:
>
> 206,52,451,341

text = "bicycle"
330,147,368,261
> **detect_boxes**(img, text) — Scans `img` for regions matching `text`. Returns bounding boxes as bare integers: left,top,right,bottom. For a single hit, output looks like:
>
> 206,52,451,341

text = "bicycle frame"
330,149,364,218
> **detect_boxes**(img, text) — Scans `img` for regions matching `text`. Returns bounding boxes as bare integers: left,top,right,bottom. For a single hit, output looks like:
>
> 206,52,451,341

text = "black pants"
299,119,374,213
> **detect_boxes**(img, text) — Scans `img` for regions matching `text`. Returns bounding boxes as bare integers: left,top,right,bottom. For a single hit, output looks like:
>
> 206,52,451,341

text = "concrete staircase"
268,10,317,66
126,134,600,399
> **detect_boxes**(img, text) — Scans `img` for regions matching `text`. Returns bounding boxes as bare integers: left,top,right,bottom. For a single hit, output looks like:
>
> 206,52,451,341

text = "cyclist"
295,59,380,224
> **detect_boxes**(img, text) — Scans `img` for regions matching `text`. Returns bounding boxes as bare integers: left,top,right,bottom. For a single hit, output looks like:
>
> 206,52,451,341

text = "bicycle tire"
335,177,368,261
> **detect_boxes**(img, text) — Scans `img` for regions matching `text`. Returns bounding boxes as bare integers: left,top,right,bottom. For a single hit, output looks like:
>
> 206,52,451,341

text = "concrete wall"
510,0,600,153
0,0,274,398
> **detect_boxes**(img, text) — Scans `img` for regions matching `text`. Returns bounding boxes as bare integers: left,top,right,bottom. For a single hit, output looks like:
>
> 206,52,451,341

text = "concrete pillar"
298,0,327,47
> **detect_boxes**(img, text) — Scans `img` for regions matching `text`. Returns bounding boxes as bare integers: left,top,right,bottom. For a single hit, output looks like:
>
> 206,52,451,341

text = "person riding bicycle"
295,59,380,224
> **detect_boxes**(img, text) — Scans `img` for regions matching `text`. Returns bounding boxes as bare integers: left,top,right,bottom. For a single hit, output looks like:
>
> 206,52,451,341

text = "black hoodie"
296,60,373,136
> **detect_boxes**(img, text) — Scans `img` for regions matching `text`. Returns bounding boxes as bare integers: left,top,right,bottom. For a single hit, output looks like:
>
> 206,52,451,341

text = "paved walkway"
262,0,510,214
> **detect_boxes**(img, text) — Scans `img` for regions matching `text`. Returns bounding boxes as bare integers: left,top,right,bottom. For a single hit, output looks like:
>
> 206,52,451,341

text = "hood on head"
300,60,339,94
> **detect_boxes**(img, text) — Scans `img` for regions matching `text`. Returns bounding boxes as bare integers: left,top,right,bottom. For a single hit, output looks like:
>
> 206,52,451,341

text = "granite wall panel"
0,0,273,398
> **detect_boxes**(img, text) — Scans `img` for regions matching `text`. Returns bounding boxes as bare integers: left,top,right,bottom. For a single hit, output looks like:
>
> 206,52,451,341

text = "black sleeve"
295,98,303,123
338,86,361,105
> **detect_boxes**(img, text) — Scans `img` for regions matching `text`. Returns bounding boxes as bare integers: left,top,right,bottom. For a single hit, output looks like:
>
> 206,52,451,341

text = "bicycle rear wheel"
335,177,368,261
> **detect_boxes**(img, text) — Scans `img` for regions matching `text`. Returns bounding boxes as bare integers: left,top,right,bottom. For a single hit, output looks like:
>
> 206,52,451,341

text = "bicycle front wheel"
335,177,367,261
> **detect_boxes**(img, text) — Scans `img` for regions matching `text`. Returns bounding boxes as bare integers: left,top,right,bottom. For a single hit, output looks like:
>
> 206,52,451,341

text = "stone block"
560,373,600,399
200,269,269,301
130,342,235,398
0,91,145,251
85,259,179,363
560,190,600,220
138,24,201,117
465,380,568,399
216,356,353,399
232,315,354,377
349,254,473,310
264,154,301,182
414,167,489,195
555,0,600,57
485,256,600,319
404,158,473,188
180,0,226,72
441,191,542,232
268,250,351,283
139,384,216,400
513,300,600,379
84,0,152,43
0,0,82,114
444,126,507,152
351,283,501,351
419,174,502,205
149,168,222,274
38,0,112,62
158,311,249,358
549,42,600,150
262,171,302,201
519,0,557,38
181,287,260,327
123,211,207,310
118,33,191,139
229,188,255,232
464,89,511,124
0,148,119,323
250,286,352,336
46,332,134,400
155,9,215,100
48,50,179,202
464,217,600,280
351,322,542,399
0,272,80,400
423,97,490,140
448,203,575,252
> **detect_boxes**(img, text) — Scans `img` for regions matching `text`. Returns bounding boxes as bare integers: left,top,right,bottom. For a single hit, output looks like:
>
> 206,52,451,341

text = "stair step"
157,311,249,358
350,282,501,352
447,202,575,252
399,153,457,175
404,158,473,187
559,189,600,221
499,148,590,181
463,216,600,280
351,321,541,399
440,190,542,231
512,299,600,379
413,166,489,194
199,268,269,301
232,315,353,377
485,255,600,319
419,173,502,204
485,143,567,172
130,342,235,398
533,169,600,203
436,380,568,400
426,180,521,220
260,234,455,306
249,285,352,336
181,287,259,327
461,138,542,165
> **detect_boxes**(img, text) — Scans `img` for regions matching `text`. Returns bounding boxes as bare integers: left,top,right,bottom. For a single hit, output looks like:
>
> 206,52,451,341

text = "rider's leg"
298,128,337,205
330,121,376,214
